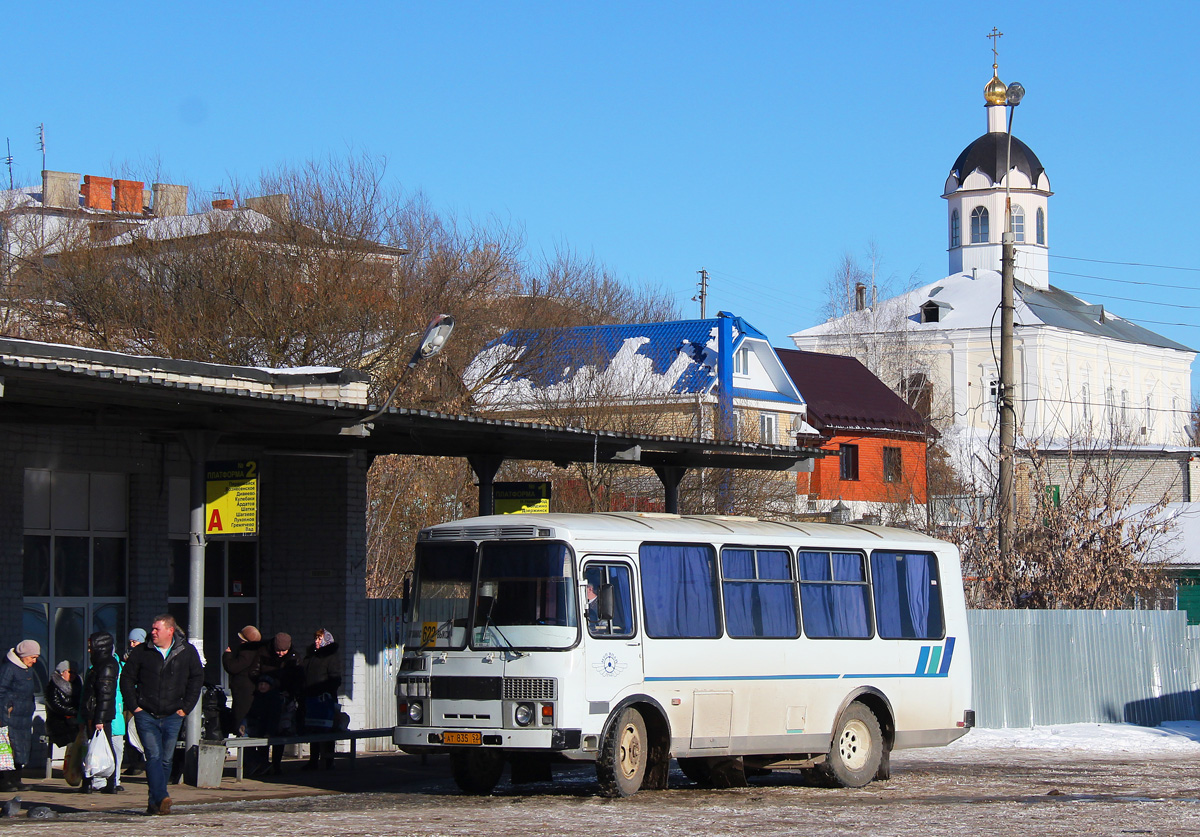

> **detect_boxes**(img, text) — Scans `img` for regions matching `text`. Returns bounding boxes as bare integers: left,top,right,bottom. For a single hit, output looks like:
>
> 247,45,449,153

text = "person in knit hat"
0,640,41,791
45,660,81,749
255,633,300,774
222,626,266,732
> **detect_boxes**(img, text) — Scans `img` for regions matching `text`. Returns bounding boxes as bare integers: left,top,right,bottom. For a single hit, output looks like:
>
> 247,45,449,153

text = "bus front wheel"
597,706,648,797
450,749,505,795
821,702,883,788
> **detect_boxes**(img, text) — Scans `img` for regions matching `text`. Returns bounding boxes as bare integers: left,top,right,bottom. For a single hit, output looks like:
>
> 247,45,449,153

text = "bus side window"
583,562,636,639
871,551,944,639
797,550,872,639
721,547,799,638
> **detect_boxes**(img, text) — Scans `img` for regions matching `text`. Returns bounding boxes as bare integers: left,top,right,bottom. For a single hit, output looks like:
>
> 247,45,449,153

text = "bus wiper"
478,595,525,658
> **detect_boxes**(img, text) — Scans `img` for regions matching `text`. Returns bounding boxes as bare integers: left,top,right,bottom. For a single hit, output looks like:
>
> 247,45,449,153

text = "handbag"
83,728,115,779
304,694,337,730
63,729,85,786
0,726,14,771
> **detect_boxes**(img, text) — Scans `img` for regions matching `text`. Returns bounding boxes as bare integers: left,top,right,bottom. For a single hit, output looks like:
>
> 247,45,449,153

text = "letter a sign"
205,460,258,536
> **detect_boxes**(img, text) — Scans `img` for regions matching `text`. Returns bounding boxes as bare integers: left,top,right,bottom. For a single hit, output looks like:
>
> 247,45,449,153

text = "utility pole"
998,73,1025,566
695,268,709,319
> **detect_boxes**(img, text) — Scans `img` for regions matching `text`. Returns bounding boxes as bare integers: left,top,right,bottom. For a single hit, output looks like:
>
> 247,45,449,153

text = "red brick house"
777,349,933,523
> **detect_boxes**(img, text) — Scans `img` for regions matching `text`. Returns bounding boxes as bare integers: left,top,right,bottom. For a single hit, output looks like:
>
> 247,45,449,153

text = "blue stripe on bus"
645,672,947,682
915,646,930,675
939,637,956,675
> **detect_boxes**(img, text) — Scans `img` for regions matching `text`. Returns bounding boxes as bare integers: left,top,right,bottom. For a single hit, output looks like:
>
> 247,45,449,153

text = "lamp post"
998,81,1024,564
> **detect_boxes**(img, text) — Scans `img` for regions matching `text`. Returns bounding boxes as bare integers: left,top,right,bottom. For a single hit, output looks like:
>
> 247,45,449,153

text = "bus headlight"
514,703,534,727
408,701,424,723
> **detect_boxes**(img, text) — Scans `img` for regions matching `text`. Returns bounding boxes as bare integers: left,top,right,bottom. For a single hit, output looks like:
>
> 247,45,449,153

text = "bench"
197,728,394,787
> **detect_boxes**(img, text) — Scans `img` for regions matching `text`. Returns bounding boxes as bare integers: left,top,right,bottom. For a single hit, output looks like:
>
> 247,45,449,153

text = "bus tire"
597,706,648,797
450,749,505,795
821,702,883,788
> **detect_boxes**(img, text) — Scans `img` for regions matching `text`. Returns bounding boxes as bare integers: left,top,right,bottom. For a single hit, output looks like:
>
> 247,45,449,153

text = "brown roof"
776,348,932,438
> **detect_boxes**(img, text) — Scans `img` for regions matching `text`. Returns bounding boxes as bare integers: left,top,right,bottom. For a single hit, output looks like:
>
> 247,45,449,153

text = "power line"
1050,269,1199,292
1054,287,1200,310
1054,253,1200,273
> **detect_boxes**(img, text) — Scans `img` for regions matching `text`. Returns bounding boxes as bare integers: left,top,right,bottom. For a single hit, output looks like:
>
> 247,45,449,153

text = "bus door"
581,559,643,710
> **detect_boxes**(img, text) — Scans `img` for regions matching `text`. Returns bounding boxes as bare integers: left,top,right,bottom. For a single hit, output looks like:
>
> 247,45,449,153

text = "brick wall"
797,433,928,504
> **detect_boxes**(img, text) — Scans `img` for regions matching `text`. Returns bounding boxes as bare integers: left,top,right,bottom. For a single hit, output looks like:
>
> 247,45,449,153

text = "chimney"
211,199,235,211
113,179,145,213
854,282,866,311
41,170,81,208
151,183,189,217
243,194,290,221
80,175,114,211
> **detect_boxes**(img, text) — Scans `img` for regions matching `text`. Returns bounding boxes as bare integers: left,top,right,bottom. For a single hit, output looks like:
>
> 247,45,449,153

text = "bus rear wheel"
450,749,505,795
597,707,647,797
821,703,882,788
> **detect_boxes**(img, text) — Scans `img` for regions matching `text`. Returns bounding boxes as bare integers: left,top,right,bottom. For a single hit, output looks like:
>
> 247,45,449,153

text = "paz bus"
392,512,973,796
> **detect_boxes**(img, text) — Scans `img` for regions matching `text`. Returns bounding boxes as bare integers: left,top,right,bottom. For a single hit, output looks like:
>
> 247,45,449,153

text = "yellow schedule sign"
494,481,551,514
205,460,258,535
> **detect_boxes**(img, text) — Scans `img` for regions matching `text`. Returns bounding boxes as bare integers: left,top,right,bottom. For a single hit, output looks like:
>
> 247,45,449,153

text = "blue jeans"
133,712,184,807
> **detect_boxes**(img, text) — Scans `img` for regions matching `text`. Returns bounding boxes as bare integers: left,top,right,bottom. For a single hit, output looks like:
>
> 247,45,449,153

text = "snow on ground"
947,721,1200,754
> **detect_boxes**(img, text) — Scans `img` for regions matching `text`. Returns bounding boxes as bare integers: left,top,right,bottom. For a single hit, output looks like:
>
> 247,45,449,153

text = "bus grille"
428,525,542,540
503,677,557,701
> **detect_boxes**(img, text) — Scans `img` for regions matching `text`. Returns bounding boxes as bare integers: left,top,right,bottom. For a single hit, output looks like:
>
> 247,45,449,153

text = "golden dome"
984,73,1008,106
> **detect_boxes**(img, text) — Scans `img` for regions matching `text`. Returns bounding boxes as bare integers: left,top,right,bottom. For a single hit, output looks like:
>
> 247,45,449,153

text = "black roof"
950,131,1046,188
776,349,932,438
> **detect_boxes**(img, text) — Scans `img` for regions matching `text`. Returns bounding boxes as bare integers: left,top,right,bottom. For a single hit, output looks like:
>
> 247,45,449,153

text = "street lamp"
998,82,1023,564
351,314,456,431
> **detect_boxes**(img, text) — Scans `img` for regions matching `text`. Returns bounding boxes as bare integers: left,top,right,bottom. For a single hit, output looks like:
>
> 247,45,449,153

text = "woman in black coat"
45,660,81,748
0,640,41,791
300,629,342,770
80,632,120,793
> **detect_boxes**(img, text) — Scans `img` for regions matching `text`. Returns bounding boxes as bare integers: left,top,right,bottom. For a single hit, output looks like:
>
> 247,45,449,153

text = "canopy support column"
469,454,504,516
653,466,687,514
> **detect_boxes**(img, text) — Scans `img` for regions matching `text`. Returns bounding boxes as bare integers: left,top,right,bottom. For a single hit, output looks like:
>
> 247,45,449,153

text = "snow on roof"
791,270,1194,354
98,207,274,247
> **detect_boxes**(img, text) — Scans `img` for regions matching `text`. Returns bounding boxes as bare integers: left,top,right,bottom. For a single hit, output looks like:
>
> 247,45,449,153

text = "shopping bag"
63,730,85,786
83,728,115,779
304,694,337,730
0,726,14,771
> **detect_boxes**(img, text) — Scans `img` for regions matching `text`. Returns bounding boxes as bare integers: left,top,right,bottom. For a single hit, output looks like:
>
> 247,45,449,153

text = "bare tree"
940,436,1178,609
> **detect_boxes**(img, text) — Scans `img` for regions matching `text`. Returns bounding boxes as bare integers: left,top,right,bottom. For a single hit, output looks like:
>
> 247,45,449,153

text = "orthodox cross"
988,27,1003,72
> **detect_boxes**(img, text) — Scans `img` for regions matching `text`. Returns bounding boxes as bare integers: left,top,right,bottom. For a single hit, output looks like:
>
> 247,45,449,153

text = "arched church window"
950,210,960,248
1036,207,1045,245
970,207,989,244
1010,205,1025,243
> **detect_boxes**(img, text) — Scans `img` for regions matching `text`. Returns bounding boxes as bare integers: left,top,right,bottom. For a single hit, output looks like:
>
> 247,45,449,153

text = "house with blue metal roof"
466,311,817,449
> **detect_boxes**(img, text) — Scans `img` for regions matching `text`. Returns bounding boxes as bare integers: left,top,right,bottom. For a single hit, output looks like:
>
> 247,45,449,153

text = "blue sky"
4,2,1199,391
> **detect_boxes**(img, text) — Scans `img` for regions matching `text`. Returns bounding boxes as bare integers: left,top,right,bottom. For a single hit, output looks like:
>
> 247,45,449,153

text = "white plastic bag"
83,729,115,780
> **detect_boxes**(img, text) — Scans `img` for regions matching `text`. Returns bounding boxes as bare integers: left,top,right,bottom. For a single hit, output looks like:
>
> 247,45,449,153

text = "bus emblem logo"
594,652,627,677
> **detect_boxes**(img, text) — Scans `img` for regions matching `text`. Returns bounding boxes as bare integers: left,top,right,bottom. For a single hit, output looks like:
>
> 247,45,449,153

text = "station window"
23,469,128,689
797,550,872,638
721,547,799,638
950,209,960,248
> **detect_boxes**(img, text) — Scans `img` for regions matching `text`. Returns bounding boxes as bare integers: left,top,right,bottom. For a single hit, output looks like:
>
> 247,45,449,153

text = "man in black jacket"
81,632,120,794
119,615,203,816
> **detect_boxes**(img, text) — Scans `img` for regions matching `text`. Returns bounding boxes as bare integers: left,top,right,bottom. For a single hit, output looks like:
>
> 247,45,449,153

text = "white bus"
393,512,973,796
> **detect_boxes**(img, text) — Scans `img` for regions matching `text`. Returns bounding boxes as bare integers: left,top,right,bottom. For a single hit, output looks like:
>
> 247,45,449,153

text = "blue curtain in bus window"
798,551,870,638
721,550,797,638
641,544,719,638
871,552,943,639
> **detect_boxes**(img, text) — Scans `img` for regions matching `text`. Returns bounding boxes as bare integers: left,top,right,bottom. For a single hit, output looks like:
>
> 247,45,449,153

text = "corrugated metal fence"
968,609,1200,728
357,604,1200,739
359,599,406,750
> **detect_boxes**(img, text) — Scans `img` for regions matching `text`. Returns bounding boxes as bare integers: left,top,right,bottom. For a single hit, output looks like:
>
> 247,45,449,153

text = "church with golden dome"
791,45,1195,484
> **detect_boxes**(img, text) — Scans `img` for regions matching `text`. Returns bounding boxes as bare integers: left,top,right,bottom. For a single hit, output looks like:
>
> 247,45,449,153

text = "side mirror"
401,574,412,622
597,584,616,622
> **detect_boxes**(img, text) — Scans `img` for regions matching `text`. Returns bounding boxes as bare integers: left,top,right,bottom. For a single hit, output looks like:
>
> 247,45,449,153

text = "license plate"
443,731,482,746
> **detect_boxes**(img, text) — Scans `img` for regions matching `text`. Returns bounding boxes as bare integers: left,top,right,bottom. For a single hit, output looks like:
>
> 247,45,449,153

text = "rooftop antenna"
4,139,12,190
36,123,45,172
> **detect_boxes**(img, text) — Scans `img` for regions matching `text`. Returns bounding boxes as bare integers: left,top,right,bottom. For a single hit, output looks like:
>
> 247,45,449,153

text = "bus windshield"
473,541,578,650
411,541,475,650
